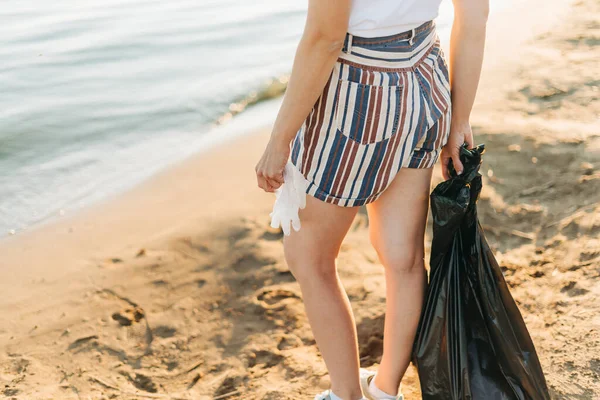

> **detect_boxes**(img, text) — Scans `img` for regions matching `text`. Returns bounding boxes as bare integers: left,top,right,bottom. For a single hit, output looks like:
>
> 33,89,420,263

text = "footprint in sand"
151,279,169,287
1,355,30,398
261,226,284,241
277,333,303,350
246,349,284,368
561,281,590,297
111,307,145,326
580,250,600,262
530,269,545,278
232,253,276,273
7,355,30,374
131,373,157,393
67,335,99,350
152,325,177,338
255,288,300,310
215,375,245,398
119,371,158,393
356,314,385,366
2,387,19,397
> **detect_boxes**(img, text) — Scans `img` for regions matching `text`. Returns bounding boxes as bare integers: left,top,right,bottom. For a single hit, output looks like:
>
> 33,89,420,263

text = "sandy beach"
1,0,599,398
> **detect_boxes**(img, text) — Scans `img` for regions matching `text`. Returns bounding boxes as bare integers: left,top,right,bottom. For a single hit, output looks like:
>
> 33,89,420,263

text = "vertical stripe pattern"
291,20,451,207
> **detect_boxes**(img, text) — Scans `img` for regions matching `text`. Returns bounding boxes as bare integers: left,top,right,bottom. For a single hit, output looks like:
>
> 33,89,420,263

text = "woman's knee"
283,237,338,284
370,236,425,275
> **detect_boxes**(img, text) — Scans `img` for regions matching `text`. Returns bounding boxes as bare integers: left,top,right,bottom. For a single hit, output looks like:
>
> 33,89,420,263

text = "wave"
215,74,289,125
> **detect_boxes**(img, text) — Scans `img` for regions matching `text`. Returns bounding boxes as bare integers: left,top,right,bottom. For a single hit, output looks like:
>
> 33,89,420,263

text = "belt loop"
346,33,353,54
408,28,415,45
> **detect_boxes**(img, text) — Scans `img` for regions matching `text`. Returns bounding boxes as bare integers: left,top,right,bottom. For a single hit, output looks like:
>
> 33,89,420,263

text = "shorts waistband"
339,20,439,70
342,20,435,53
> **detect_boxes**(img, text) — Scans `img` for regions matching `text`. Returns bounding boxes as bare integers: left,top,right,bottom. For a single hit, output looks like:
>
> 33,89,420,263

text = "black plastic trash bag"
413,144,550,400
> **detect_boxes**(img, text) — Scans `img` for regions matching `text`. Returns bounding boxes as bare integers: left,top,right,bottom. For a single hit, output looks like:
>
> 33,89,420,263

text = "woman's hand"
440,120,475,180
255,136,290,193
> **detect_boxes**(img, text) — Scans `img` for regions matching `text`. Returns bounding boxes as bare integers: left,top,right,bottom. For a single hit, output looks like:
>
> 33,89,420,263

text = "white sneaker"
314,390,333,400
313,389,368,400
359,368,404,400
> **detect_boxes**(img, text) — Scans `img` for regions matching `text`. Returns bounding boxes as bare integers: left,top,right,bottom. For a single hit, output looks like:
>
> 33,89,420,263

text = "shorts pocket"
414,42,452,128
335,79,403,145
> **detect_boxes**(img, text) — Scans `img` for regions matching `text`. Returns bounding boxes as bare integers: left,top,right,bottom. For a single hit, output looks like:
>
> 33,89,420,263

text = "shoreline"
0,96,283,241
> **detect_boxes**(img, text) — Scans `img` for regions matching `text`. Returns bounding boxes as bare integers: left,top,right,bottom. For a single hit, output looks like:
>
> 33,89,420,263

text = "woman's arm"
255,0,351,192
440,0,489,179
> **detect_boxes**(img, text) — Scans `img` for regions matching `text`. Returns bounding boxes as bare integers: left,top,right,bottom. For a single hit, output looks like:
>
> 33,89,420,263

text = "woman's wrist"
450,115,470,131
269,131,292,151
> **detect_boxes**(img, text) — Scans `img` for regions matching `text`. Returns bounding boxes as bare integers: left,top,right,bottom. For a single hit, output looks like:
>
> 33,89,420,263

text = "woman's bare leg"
365,167,433,395
284,196,362,400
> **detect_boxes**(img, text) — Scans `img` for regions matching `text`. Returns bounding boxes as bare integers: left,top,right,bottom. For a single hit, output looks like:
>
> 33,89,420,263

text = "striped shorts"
290,20,452,207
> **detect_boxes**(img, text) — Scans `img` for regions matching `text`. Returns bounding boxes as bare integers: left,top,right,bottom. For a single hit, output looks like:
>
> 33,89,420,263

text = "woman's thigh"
365,167,433,267
283,196,359,277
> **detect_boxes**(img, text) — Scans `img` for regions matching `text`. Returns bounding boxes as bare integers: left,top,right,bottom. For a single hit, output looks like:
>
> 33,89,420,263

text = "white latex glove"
269,161,309,236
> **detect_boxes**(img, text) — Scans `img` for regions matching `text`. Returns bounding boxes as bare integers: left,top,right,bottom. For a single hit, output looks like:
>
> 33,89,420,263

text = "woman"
255,0,488,399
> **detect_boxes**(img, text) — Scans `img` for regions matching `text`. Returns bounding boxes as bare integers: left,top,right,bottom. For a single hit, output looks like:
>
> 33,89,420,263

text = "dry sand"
1,0,599,398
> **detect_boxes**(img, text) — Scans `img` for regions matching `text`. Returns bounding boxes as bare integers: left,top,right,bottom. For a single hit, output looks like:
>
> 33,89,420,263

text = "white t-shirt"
348,0,443,38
